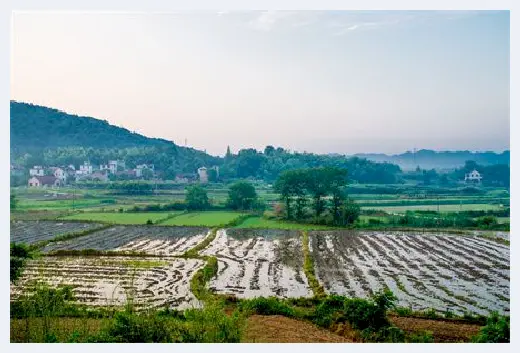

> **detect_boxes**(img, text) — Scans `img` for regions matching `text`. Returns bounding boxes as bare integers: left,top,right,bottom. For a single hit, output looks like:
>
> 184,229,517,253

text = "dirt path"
389,315,481,342
243,315,351,343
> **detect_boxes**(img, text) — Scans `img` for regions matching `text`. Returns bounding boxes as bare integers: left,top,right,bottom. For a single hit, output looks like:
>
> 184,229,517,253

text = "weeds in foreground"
471,312,510,343
302,231,326,298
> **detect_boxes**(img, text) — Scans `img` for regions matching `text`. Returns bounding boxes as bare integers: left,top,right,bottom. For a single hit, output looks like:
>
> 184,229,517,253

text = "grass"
17,198,105,211
235,217,336,230
302,231,326,298
160,211,246,227
182,229,218,258
59,212,181,225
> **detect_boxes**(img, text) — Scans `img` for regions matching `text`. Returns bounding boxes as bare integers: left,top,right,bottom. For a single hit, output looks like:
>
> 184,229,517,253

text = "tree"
341,198,360,225
225,146,233,161
226,181,257,210
10,193,17,210
264,145,275,156
207,169,218,183
185,185,209,210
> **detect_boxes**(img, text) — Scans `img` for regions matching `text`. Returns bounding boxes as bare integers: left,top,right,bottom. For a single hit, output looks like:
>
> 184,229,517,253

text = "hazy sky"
11,11,510,156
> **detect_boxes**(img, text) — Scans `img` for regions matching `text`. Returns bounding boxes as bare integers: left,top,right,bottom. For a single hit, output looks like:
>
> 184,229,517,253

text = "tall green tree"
10,193,17,210
185,185,209,210
226,181,257,210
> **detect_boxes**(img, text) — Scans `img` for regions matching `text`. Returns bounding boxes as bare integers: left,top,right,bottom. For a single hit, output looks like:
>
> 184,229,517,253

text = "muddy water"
309,230,509,315
10,221,103,244
200,229,312,298
41,225,209,254
10,256,204,310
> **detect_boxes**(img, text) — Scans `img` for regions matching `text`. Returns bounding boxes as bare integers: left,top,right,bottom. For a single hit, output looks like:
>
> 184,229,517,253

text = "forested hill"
354,149,510,171
11,101,177,151
10,101,402,183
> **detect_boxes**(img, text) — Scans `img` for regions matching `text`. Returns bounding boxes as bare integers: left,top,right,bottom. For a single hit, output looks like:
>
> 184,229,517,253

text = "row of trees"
185,181,263,211
274,166,359,226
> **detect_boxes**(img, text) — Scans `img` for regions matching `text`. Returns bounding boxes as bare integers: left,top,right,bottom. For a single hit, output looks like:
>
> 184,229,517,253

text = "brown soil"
389,315,482,342
243,315,351,343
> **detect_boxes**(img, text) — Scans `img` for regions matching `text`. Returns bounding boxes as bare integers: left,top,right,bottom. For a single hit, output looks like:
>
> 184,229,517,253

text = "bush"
409,330,434,343
146,219,153,225
472,312,510,343
99,311,172,343
361,326,405,343
312,295,347,327
343,289,396,331
239,297,297,318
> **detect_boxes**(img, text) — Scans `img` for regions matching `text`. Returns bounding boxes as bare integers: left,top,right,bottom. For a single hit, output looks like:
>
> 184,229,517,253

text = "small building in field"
28,176,61,188
465,169,482,184
29,166,45,177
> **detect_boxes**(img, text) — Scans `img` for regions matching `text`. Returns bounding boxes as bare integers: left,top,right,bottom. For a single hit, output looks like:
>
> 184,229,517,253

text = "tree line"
274,166,359,226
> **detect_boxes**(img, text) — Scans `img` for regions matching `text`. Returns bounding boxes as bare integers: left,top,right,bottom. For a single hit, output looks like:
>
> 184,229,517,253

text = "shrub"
312,295,348,327
99,311,172,343
408,330,434,343
343,289,396,331
423,308,438,319
472,312,510,343
239,297,296,318
394,306,413,317
146,219,153,225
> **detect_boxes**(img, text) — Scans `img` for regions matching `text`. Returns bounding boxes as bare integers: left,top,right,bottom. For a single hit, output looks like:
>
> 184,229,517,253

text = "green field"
60,212,181,224
159,211,246,227
17,198,106,210
362,204,504,213
234,217,335,230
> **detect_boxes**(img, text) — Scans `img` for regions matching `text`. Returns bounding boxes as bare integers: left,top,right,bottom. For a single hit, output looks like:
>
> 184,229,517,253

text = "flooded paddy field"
200,229,312,298
11,256,204,310
309,230,510,315
41,225,210,255
10,220,103,244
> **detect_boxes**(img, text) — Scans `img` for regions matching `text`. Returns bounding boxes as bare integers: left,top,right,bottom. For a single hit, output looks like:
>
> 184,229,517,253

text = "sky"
11,10,510,156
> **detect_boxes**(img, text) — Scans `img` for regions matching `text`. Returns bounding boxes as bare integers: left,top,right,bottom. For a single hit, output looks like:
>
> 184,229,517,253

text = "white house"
77,161,93,176
198,166,219,184
135,164,154,178
50,167,67,183
29,166,45,177
101,160,126,174
465,169,482,184
197,167,208,183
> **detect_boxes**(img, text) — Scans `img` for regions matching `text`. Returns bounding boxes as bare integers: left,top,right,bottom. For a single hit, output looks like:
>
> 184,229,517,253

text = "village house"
50,167,67,184
465,169,483,184
29,166,45,177
135,164,154,178
90,171,109,182
76,161,93,176
100,160,126,174
197,167,208,183
28,175,61,188
197,166,219,184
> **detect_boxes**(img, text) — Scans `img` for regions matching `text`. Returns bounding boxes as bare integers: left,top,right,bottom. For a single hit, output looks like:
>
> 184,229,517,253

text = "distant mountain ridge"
354,149,510,171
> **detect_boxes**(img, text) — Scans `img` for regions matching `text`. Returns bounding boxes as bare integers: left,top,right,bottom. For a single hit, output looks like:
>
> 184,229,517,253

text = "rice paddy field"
308,230,509,315
200,229,312,298
40,225,209,255
10,219,510,316
11,256,204,310
10,220,103,244
60,212,182,224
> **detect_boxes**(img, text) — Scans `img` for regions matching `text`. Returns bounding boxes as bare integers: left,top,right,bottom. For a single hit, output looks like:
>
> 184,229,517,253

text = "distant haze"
11,11,510,156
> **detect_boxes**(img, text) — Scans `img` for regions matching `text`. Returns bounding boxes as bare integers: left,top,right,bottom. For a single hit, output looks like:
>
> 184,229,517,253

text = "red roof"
33,176,58,185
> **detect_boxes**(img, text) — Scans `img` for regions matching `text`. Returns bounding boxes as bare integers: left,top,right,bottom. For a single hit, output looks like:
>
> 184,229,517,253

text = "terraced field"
11,256,204,310
10,221,103,244
41,225,210,255
309,230,510,315
200,229,312,298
